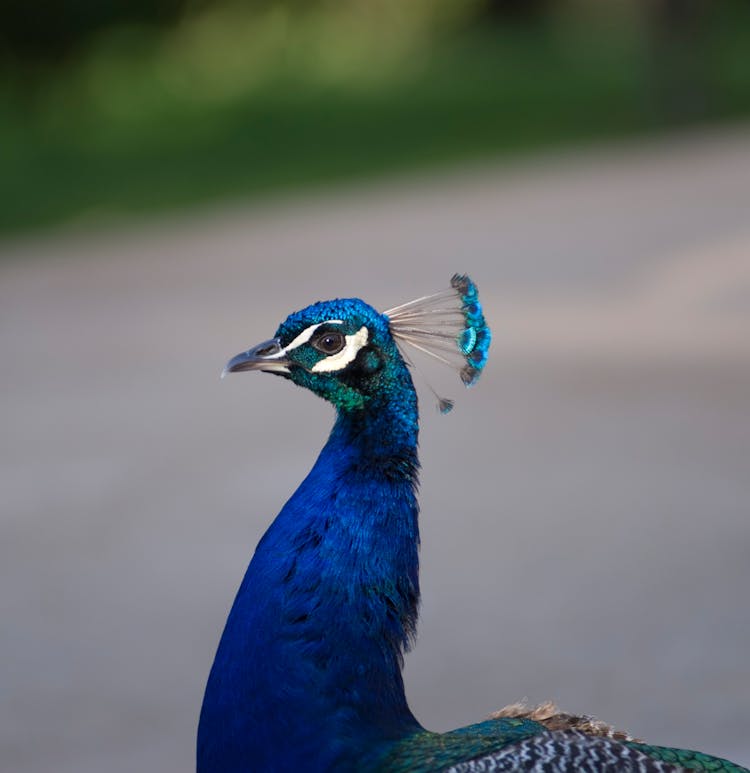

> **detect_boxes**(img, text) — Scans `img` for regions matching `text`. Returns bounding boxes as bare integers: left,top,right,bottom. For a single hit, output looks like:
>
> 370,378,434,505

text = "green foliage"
0,0,189,61
1,1,750,236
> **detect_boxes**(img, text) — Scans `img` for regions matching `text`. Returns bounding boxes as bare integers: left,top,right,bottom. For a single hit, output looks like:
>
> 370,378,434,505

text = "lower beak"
221,338,291,377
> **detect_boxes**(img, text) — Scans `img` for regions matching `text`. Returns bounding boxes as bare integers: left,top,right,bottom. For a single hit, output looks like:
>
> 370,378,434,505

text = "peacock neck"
198,385,423,771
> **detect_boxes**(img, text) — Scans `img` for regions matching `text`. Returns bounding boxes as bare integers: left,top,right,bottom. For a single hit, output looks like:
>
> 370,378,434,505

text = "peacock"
198,275,747,772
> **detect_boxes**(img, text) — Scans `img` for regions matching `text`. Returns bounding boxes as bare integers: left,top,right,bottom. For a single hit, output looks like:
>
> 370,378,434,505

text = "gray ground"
2,126,749,772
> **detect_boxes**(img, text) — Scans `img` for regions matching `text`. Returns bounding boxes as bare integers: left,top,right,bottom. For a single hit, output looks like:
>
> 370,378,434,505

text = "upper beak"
221,338,291,378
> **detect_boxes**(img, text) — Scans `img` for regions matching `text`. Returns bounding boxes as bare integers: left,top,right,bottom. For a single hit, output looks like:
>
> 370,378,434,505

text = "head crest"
384,274,491,413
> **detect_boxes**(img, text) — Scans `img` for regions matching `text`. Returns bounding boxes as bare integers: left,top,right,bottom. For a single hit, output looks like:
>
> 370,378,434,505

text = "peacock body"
198,276,746,772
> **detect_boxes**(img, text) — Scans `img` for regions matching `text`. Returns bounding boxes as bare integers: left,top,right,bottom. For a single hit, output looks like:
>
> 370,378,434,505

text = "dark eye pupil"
314,332,345,355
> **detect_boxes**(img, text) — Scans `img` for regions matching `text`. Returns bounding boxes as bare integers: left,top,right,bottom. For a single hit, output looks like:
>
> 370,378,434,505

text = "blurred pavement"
2,126,750,772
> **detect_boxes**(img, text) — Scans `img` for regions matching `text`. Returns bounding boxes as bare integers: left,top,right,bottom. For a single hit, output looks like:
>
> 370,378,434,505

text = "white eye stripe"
280,320,344,355
311,326,369,373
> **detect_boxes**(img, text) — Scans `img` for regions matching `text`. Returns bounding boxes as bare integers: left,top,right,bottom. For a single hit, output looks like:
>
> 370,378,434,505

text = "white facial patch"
311,326,369,373
256,362,291,374
281,320,344,355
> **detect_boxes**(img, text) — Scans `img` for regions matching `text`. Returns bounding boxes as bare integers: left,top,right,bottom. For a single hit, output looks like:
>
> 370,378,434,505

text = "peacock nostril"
256,343,279,357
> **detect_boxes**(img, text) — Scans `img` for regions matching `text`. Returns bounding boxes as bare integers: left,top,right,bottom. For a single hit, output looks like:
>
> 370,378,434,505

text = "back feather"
446,731,682,773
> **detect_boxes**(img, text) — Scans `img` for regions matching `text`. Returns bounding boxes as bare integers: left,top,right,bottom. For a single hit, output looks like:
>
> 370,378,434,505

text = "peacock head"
224,298,403,412
223,274,491,414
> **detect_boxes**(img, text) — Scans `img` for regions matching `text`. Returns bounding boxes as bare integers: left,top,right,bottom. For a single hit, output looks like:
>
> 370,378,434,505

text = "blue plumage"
198,276,746,772
200,298,423,770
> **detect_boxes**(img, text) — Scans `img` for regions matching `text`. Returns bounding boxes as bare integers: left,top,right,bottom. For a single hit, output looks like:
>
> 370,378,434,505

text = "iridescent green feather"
628,742,750,772
371,718,545,772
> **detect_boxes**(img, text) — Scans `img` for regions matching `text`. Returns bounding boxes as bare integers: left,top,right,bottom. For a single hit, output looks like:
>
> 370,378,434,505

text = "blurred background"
2,1,749,771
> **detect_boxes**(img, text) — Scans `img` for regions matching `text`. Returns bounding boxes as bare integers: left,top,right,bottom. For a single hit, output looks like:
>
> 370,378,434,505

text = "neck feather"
198,387,422,771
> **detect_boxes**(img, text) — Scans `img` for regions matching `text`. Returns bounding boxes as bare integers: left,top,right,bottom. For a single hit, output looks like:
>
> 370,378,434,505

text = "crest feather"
384,274,491,411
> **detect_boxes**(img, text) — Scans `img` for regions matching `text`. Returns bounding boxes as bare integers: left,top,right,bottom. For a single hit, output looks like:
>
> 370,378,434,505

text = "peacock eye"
312,331,346,355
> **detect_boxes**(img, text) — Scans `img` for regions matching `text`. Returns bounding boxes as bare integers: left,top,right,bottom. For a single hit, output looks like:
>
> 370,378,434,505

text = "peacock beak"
221,338,291,377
